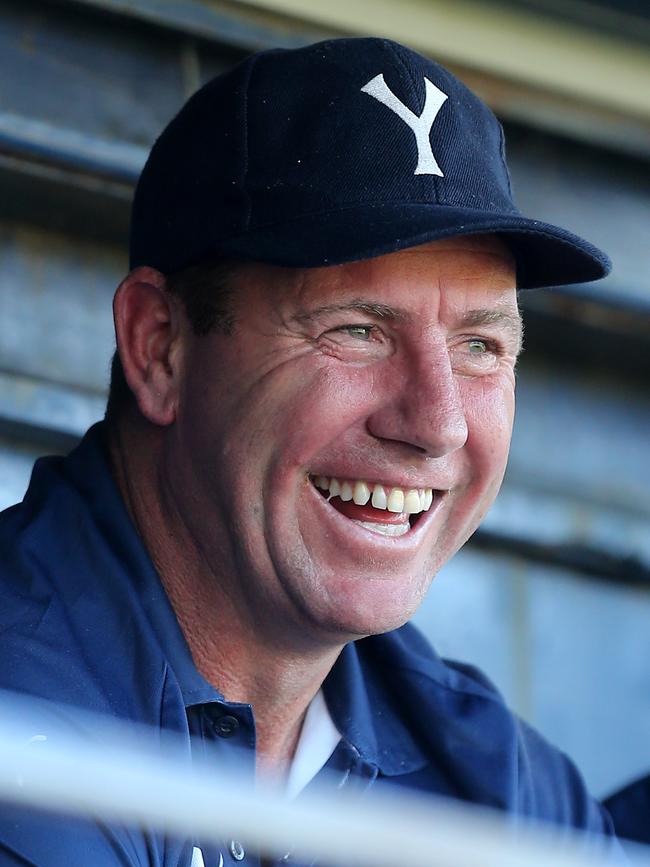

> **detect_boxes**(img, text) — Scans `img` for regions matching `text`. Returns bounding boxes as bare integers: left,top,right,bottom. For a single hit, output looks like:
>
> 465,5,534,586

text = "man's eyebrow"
293,300,523,350
461,308,524,351
293,300,407,323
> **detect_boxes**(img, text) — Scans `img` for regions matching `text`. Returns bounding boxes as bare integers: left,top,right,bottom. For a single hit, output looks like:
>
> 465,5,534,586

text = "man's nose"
366,346,469,457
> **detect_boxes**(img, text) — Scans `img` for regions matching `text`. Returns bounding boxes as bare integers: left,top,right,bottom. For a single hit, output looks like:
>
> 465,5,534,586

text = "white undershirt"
285,688,341,799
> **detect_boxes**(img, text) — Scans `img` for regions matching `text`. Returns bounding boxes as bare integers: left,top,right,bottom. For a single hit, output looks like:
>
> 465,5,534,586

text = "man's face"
166,236,521,644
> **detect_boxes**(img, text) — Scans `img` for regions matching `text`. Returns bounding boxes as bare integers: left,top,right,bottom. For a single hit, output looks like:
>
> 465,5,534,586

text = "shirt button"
229,840,245,861
213,715,239,738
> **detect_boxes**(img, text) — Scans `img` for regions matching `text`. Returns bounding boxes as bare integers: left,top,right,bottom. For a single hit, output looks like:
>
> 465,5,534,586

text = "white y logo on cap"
361,74,448,176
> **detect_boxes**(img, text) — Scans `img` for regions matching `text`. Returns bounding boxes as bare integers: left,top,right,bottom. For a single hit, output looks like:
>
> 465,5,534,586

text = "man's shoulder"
355,621,507,703
0,440,193,865
0,436,114,642
335,624,615,832
0,453,74,646
0,429,107,602
351,623,527,766
0,429,175,720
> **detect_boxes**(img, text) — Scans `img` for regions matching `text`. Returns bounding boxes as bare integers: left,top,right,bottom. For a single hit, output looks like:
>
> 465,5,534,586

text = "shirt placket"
189,706,378,867
190,702,260,867
267,740,379,867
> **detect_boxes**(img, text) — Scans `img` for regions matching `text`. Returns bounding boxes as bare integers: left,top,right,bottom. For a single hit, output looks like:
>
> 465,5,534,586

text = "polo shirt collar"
324,641,429,778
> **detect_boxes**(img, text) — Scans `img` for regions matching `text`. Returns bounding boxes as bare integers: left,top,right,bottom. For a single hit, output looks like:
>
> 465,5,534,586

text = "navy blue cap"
130,37,611,289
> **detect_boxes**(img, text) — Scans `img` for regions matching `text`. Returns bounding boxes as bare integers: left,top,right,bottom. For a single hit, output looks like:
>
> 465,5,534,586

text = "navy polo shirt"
0,424,619,865
604,775,650,844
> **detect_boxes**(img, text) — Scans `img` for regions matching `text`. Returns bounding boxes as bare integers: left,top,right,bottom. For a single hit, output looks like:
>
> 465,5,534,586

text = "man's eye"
451,337,501,375
338,325,374,341
320,323,390,360
468,339,488,354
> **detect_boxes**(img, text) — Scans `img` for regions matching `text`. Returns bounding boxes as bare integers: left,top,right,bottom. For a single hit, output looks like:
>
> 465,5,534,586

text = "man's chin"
297,574,431,643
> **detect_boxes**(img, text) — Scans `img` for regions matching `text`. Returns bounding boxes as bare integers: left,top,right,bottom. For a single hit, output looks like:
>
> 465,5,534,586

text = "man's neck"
108,417,342,776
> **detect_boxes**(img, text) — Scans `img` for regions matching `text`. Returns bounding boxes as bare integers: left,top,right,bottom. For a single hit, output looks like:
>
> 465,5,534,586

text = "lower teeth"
353,520,410,537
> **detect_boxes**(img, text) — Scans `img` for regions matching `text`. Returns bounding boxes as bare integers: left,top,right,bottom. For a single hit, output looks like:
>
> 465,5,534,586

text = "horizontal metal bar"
0,371,105,450
62,0,650,158
227,0,650,119
472,528,650,588
0,111,146,184
0,690,640,867
0,152,134,202
62,0,330,50
504,0,650,46
521,285,650,320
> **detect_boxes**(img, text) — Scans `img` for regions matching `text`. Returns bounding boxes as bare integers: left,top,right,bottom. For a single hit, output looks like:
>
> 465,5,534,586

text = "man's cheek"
464,379,516,442
276,368,380,459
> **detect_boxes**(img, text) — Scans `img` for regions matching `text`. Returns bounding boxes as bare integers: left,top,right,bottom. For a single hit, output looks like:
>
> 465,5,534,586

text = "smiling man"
0,37,617,866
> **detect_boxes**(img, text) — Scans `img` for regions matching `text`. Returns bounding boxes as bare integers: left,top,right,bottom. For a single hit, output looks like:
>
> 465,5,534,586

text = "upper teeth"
313,476,434,514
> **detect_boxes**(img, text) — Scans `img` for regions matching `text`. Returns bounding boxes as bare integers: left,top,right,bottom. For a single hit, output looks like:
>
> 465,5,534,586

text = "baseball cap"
129,37,610,289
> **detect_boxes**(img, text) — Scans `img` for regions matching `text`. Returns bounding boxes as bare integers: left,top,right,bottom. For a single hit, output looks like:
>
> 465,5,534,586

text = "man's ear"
112,267,183,426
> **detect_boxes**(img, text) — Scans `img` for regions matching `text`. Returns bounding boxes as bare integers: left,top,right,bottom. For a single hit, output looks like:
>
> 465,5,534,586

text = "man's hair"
105,258,237,423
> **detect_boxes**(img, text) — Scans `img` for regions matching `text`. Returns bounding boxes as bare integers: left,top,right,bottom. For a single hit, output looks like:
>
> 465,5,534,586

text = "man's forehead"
331,233,516,272
241,234,512,287
280,236,514,302
226,235,518,337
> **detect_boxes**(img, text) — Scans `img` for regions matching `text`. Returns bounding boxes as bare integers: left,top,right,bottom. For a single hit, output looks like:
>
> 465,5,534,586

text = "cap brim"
216,204,610,289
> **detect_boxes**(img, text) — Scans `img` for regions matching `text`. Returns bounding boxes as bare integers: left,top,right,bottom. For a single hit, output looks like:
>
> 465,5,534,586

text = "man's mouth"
309,475,436,538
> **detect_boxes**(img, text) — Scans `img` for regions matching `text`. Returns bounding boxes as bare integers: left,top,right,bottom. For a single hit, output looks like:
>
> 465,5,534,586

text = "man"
0,37,617,865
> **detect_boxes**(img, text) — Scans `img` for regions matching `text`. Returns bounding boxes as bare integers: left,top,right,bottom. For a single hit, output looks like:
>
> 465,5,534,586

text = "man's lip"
330,496,413,525
305,474,446,547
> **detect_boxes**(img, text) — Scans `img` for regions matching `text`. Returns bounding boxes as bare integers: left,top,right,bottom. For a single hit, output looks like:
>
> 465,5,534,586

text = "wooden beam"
232,0,650,119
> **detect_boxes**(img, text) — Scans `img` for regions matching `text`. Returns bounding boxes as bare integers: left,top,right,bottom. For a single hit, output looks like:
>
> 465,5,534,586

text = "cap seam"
498,123,514,199
239,52,260,232
389,41,422,110
386,40,442,207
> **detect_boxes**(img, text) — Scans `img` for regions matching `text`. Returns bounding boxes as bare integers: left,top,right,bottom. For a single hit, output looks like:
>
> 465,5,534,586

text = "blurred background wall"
1,0,649,798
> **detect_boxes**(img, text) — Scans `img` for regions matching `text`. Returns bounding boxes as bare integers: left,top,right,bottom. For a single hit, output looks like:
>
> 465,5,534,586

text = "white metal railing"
0,691,646,867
